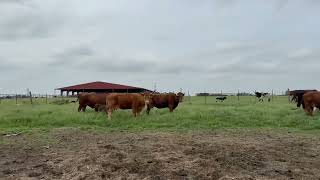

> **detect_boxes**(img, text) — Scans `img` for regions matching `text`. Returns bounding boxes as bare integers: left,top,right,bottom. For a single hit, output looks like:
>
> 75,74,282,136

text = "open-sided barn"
56,81,151,96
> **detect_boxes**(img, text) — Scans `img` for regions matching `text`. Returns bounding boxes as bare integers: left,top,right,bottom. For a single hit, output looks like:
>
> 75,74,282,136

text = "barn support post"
60,90,63,97
72,91,74,96
66,91,69,97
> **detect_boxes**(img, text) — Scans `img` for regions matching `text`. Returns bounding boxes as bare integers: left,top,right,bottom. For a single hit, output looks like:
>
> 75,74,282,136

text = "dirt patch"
1,129,320,179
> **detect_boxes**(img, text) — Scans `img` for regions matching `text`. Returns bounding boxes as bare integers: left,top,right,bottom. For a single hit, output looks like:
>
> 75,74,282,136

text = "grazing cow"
302,91,320,116
216,96,227,102
106,93,147,119
289,90,317,108
146,92,183,114
77,93,108,112
255,92,269,102
94,104,106,112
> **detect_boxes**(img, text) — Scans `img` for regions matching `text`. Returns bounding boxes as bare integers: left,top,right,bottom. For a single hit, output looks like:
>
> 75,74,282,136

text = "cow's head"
177,92,185,102
289,91,296,96
141,92,154,105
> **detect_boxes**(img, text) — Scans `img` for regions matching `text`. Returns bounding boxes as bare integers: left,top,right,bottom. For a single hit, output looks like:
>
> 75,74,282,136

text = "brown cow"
106,93,147,119
146,92,183,115
302,91,320,116
77,93,108,112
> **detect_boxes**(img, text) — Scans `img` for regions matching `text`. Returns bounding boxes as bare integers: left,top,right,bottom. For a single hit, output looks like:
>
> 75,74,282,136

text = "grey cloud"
0,60,20,71
0,0,28,5
1,0,320,94
211,60,283,76
50,46,95,66
84,59,154,73
274,0,289,12
0,1,64,40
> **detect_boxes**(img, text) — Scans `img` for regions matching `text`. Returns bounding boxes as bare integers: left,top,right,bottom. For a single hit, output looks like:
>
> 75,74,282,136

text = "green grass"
0,96,320,134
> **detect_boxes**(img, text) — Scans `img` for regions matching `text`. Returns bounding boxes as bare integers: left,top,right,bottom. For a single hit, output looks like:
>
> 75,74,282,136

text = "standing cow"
146,92,183,114
289,90,317,108
106,93,147,119
216,96,227,102
255,92,269,102
302,91,320,116
77,93,108,112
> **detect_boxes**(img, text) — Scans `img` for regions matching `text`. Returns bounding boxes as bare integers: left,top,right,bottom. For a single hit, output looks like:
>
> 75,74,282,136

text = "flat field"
0,96,320,179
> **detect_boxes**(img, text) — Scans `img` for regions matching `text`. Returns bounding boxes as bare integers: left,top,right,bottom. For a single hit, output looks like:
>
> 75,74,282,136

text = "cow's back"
303,91,320,104
88,93,107,105
107,93,145,109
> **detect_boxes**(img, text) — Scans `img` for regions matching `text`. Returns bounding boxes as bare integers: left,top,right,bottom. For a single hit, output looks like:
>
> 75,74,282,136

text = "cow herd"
76,92,185,119
289,90,320,116
74,90,320,118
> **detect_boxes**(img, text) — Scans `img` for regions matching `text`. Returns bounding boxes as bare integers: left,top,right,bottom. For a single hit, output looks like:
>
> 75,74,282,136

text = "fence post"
46,93,48,104
29,92,33,105
271,90,274,102
188,90,191,104
16,94,17,104
238,89,240,101
204,94,207,105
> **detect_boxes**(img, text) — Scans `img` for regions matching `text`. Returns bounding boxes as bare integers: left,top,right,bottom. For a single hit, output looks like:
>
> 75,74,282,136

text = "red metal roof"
57,81,149,91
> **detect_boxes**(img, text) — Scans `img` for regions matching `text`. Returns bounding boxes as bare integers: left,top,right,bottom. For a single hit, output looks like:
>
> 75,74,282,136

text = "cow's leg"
305,104,313,116
132,109,137,117
313,107,318,113
146,105,151,115
308,108,313,116
78,105,82,112
107,109,113,119
82,106,86,112
169,105,174,112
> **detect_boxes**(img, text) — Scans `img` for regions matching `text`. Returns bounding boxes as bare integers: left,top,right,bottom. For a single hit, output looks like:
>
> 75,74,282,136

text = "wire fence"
0,89,291,106
0,93,77,105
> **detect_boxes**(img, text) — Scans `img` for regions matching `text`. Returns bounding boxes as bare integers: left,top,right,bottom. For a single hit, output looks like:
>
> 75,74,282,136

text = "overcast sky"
0,0,319,95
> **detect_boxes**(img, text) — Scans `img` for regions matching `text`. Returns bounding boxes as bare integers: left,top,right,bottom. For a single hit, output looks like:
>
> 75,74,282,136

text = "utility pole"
154,83,157,92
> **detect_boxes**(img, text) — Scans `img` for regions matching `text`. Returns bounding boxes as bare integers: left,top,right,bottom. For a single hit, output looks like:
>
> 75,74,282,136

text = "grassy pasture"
0,96,320,134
